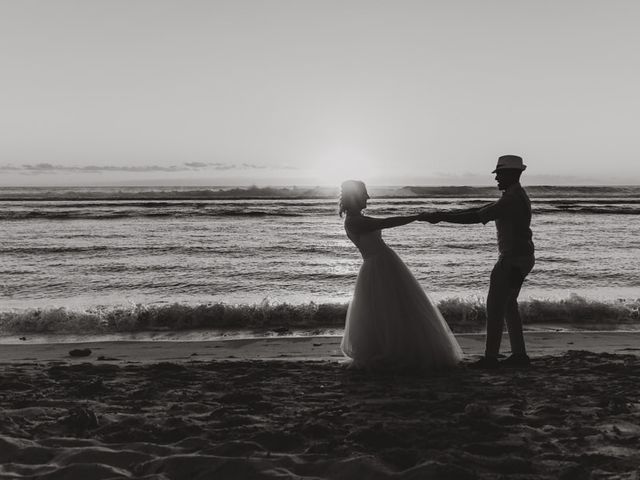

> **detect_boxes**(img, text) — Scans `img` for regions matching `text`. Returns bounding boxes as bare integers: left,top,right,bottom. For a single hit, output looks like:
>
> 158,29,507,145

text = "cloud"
184,161,236,170
18,163,184,172
183,161,210,168
0,161,295,173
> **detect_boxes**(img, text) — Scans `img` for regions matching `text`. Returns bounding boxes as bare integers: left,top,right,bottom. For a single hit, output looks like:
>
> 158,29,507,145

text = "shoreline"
2,331,639,364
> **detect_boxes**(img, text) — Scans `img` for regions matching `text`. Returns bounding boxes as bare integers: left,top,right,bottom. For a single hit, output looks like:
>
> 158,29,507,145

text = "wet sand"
2,331,640,364
1,332,639,479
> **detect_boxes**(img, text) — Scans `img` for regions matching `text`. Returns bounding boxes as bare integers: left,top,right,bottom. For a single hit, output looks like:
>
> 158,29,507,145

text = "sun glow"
310,146,378,187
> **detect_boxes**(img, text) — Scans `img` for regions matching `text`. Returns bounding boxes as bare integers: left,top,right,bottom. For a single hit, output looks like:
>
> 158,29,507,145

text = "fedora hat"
492,155,527,173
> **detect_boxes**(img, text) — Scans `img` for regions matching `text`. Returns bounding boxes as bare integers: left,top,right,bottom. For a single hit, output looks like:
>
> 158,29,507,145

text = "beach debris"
62,406,99,430
252,430,305,452
72,377,107,397
346,423,406,450
219,391,263,404
206,440,266,457
464,402,491,416
69,348,92,357
300,419,335,438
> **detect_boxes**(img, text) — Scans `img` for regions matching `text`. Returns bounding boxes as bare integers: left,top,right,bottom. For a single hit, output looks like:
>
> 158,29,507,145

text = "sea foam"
1,296,638,335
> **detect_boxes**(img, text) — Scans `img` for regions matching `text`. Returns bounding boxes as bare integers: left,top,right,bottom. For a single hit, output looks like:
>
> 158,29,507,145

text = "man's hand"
418,212,442,224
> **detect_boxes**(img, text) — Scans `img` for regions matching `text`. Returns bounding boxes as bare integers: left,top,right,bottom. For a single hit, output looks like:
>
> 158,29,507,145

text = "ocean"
1,185,639,342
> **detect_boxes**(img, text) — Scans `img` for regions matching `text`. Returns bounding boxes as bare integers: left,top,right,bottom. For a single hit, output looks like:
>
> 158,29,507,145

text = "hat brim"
492,165,527,173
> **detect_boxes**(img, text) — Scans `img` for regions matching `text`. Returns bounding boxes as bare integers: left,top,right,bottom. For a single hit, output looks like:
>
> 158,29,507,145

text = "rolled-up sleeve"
477,195,512,224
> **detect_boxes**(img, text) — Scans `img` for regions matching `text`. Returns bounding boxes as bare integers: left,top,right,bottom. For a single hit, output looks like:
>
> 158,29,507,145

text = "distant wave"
1,246,110,255
0,210,308,220
402,186,640,199
548,206,640,215
1,296,638,335
3,200,640,220
0,186,337,201
3,185,640,201
442,242,495,250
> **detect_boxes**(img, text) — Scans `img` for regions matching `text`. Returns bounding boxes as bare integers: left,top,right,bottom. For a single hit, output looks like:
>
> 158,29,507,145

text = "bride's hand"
418,212,441,224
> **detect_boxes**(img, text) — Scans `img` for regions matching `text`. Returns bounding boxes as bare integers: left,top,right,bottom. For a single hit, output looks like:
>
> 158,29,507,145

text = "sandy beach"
1,332,639,479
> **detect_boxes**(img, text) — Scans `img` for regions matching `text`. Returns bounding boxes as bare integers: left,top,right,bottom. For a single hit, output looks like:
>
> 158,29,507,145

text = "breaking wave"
1,296,638,335
0,210,307,220
3,200,640,220
4,185,640,201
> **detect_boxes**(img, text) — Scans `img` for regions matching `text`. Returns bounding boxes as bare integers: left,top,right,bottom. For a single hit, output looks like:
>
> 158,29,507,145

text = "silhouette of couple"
340,155,534,370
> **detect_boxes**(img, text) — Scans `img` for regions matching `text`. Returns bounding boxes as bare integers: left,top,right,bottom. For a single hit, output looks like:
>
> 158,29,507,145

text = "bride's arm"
346,214,420,234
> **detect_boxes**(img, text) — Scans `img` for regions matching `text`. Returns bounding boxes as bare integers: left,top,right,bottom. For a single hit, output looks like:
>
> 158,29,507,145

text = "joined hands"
418,212,442,224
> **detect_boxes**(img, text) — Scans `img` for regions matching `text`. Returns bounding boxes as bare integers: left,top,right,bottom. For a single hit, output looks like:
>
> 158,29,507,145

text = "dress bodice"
346,228,390,259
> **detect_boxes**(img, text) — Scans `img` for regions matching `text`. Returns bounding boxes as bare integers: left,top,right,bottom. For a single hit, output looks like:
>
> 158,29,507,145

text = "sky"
1,0,639,187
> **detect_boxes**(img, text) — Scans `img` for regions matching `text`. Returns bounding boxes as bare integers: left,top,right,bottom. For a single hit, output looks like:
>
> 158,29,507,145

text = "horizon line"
2,183,640,189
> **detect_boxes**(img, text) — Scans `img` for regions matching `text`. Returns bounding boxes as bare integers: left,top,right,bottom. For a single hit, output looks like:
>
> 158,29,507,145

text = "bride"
340,180,463,371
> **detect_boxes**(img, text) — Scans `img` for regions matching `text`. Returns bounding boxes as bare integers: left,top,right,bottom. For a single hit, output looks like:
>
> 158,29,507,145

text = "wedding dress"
341,228,463,370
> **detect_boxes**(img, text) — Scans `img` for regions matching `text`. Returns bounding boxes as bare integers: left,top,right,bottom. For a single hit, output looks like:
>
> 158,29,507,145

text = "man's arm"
422,197,510,225
434,209,483,224
420,204,488,224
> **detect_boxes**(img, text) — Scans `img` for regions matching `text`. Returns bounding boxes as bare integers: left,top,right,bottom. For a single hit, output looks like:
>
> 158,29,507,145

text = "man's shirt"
477,183,534,258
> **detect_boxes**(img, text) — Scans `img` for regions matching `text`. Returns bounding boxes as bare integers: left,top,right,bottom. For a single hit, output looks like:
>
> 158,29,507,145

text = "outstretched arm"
421,202,495,224
346,214,420,234
430,209,482,224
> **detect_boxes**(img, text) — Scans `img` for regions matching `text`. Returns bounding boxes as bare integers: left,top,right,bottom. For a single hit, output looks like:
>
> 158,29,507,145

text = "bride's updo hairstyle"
339,180,369,217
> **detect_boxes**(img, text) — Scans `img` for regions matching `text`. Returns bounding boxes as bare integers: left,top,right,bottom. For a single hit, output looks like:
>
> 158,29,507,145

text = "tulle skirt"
341,247,463,371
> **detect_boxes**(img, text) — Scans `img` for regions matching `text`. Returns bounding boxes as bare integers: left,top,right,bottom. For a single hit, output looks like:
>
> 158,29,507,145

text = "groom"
421,155,535,368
